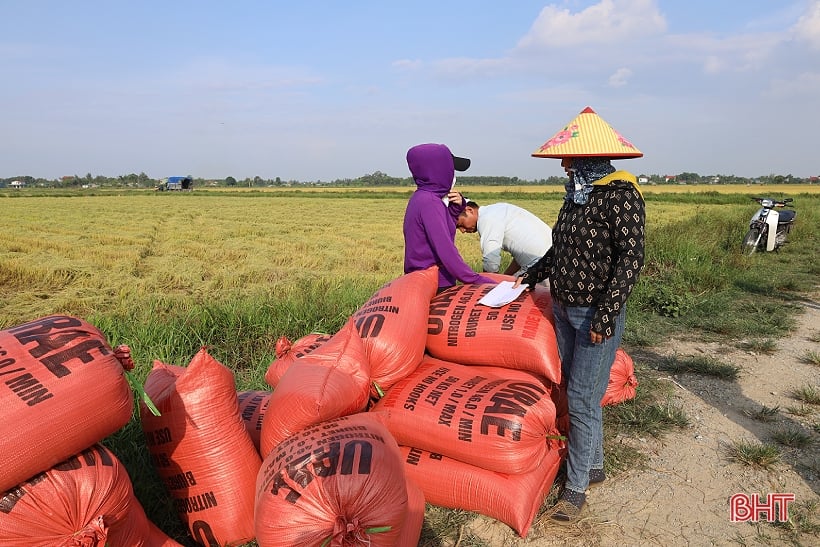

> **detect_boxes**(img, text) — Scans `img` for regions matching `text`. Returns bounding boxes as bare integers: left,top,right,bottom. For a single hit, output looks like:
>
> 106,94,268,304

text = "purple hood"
406,143,456,196
402,143,494,288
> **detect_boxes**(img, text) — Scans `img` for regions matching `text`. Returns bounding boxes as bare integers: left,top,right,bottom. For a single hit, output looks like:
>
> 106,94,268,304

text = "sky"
2,0,820,181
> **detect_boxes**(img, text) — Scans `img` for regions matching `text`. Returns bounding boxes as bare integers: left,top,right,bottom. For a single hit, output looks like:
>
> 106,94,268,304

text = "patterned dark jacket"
525,179,645,337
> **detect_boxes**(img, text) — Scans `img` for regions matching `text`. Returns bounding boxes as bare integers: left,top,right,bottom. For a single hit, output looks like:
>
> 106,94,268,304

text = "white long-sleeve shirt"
477,203,553,275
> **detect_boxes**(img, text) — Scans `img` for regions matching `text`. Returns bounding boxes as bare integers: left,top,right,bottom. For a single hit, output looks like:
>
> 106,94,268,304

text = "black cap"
452,154,471,172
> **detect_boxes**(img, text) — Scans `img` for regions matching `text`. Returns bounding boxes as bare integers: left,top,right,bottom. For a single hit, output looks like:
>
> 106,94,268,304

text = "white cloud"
666,31,784,75
608,67,632,86
516,0,666,49
792,0,820,49
392,59,423,70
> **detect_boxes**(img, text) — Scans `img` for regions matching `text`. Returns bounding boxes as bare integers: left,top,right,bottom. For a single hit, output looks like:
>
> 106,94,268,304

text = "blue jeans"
552,302,626,494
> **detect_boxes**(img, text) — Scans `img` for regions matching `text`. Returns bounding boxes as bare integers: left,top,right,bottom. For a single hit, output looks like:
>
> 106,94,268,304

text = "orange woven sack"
259,319,372,458
237,390,271,454
466,364,569,443
468,363,550,386
479,274,569,431
255,413,409,547
397,477,425,547
351,267,438,391
0,315,133,493
426,282,562,384
0,443,182,546
370,356,561,474
264,332,333,389
400,445,563,537
141,347,261,547
601,347,639,406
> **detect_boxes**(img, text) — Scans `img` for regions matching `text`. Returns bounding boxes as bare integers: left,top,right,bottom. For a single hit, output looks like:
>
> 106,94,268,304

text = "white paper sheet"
477,280,527,308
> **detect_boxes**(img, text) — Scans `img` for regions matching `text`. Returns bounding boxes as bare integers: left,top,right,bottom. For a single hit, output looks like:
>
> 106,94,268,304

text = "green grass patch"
601,440,647,476
657,355,741,380
743,405,780,422
785,405,815,417
737,338,778,355
770,427,814,449
604,371,689,439
801,350,820,366
727,440,781,469
791,385,820,406
771,500,820,539
606,399,689,437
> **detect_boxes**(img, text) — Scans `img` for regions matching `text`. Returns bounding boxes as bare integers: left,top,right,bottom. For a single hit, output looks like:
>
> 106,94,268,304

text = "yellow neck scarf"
593,170,643,198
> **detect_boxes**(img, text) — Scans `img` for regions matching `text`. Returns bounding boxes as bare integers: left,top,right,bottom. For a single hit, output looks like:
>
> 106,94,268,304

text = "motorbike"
741,197,796,255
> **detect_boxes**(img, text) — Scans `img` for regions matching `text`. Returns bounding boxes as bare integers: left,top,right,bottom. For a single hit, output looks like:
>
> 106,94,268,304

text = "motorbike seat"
778,209,796,224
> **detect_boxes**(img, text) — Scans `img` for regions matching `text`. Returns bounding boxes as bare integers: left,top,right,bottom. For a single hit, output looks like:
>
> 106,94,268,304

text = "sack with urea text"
370,356,562,474
0,443,182,547
255,413,411,547
351,266,438,392
465,363,568,443
259,318,372,458
0,315,133,493
141,347,261,547
425,282,562,384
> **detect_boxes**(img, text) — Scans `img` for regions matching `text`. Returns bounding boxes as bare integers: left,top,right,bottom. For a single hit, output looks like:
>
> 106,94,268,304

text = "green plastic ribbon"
319,525,392,547
124,370,161,416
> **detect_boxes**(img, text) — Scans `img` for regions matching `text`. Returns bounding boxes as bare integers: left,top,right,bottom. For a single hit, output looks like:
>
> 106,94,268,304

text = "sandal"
588,468,606,486
550,490,586,522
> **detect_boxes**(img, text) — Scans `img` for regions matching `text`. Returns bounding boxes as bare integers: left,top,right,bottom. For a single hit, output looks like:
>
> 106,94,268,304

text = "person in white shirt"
456,201,552,276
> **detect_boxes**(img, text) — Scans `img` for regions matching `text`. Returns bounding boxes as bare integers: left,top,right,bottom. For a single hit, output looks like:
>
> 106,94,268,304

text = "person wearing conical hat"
516,107,646,522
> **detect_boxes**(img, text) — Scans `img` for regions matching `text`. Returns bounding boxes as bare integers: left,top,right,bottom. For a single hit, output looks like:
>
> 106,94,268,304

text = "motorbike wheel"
742,227,762,255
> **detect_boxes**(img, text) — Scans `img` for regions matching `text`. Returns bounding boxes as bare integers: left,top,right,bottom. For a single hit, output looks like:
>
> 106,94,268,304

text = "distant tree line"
1,171,816,189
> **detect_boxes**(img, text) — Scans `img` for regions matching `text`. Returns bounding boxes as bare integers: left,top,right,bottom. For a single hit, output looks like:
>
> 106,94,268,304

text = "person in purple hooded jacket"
403,143,495,290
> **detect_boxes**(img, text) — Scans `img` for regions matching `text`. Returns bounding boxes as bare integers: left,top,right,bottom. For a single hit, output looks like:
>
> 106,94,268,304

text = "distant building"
10,180,25,188
156,176,193,191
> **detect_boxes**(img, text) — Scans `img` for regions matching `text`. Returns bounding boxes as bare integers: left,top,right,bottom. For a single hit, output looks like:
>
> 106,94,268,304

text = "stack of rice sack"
370,278,569,537
142,265,636,545
0,315,181,546
132,268,436,546
252,266,441,546
262,269,570,538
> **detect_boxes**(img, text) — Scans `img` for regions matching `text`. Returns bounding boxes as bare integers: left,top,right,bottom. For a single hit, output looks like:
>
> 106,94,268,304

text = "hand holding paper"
478,280,527,308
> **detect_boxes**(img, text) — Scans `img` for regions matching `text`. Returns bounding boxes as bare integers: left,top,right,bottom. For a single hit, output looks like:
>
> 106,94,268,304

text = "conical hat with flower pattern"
531,106,642,159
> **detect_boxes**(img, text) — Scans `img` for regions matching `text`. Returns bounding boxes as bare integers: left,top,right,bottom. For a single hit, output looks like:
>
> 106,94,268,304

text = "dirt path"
459,296,820,546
